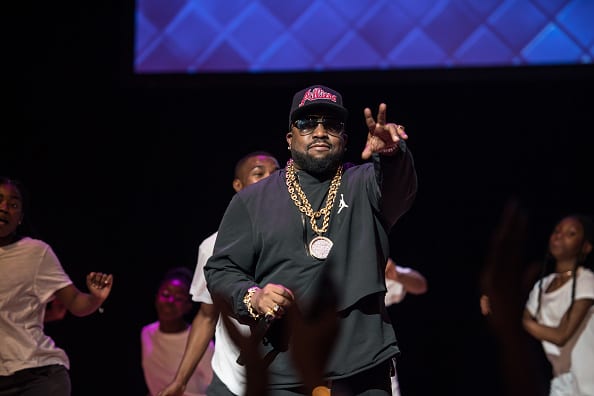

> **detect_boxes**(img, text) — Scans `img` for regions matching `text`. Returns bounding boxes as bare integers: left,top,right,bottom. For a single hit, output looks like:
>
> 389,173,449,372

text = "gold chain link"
285,159,342,235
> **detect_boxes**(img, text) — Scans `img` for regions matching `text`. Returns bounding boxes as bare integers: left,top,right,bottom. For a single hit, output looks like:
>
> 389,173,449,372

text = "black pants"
206,360,392,396
0,364,71,396
206,373,238,396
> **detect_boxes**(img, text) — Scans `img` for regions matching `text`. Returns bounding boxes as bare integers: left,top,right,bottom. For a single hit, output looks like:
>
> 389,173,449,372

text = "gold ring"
273,304,280,313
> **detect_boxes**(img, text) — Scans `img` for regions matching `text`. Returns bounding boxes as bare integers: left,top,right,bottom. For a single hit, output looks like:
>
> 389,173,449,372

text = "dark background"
6,1,594,395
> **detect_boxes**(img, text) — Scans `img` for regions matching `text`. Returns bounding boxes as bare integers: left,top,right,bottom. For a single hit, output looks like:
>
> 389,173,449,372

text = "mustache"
308,139,332,149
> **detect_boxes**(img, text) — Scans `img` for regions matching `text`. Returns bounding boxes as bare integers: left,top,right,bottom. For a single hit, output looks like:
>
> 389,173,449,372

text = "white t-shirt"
190,232,251,396
525,267,594,395
141,321,214,396
0,237,73,376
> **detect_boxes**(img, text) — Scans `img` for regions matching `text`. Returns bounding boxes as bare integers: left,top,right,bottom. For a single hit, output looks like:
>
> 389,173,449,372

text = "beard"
290,147,344,180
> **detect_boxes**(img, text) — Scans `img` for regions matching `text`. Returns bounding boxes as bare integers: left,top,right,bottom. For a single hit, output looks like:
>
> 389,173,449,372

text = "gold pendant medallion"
309,236,333,260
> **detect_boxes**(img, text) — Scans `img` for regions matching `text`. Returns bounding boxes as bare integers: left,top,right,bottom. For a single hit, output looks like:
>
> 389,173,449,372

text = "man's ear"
286,132,293,146
232,178,242,193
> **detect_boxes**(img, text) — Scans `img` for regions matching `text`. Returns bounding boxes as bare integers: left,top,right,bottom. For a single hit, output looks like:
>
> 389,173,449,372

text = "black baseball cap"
289,85,348,127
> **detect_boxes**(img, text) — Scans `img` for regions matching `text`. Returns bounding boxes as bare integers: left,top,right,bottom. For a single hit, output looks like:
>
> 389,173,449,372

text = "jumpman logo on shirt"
338,194,349,214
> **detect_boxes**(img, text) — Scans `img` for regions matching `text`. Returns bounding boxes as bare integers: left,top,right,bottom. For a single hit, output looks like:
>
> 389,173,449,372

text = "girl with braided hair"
523,214,594,396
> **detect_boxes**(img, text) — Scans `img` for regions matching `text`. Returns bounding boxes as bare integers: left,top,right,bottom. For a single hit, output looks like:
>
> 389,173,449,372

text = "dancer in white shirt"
142,267,214,396
0,176,113,396
524,214,594,396
157,151,280,396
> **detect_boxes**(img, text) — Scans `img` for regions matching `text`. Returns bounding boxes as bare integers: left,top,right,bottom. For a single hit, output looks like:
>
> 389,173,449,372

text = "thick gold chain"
285,159,342,235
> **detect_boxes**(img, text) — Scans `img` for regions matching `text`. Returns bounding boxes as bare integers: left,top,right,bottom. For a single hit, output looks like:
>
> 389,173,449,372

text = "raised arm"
54,272,113,317
361,103,417,228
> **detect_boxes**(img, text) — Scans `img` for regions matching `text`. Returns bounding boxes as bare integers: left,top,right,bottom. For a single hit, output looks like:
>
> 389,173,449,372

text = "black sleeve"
204,194,260,325
373,146,418,230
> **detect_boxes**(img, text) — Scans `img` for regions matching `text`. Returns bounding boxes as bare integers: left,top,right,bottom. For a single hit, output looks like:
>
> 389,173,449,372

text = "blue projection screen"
134,0,593,74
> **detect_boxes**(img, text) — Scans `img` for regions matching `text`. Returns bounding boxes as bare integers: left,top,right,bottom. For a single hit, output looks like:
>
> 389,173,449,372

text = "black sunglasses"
293,117,345,137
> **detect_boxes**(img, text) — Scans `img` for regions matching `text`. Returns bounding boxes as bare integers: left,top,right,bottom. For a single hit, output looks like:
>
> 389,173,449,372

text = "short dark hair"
233,151,278,179
160,266,194,289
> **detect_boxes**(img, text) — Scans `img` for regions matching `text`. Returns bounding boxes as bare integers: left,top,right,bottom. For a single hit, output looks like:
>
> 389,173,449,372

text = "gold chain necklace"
285,159,342,259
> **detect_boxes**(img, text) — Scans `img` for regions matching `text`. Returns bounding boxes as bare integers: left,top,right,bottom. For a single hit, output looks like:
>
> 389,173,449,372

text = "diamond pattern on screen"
134,0,594,73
